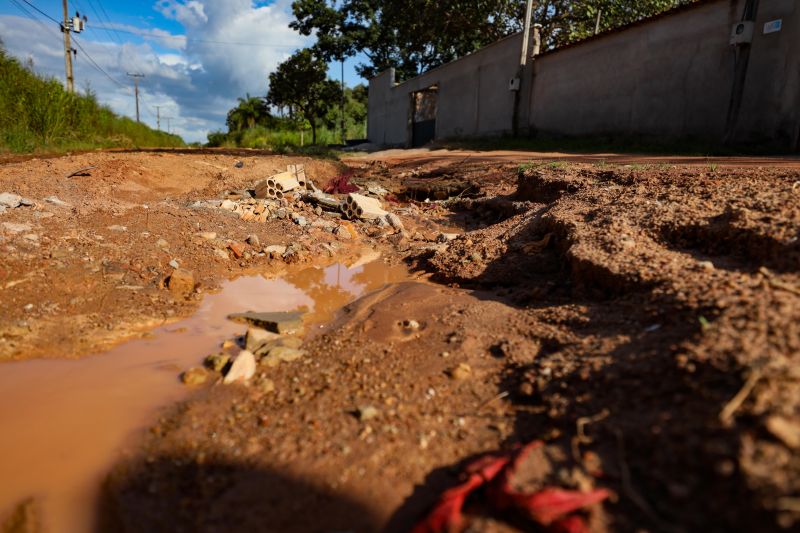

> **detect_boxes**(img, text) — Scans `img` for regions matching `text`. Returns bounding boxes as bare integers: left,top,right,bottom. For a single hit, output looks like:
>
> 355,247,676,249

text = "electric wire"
9,0,60,38
16,0,59,24
89,24,300,48
92,0,126,45
71,34,127,88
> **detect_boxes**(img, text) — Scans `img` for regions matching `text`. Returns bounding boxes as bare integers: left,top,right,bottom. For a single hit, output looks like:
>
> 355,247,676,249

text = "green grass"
207,123,366,153
0,45,183,154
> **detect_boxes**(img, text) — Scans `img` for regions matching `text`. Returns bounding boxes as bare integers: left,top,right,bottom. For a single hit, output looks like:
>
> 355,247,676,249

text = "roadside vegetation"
207,54,367,151
0,44,183,154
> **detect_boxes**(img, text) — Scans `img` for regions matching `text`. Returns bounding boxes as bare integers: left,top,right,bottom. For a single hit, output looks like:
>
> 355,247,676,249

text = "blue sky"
0,0,367,142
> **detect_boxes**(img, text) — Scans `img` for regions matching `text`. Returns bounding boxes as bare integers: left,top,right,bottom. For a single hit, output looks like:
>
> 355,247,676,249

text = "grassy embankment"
0,46,183,154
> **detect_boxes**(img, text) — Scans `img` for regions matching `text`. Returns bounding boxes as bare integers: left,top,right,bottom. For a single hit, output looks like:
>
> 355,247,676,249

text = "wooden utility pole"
156,106,161,130
62,0,74,92
127,73,144,123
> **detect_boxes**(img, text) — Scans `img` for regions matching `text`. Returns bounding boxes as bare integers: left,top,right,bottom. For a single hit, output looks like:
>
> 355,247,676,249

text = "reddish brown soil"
3,149,800,532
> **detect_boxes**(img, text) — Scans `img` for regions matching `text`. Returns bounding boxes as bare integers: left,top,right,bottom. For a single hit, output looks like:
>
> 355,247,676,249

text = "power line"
89,24,300,48
92,0,126,44
71,34,127,87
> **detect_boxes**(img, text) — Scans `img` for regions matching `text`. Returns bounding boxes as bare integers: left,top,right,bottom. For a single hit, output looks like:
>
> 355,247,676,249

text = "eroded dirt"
2,149,800,532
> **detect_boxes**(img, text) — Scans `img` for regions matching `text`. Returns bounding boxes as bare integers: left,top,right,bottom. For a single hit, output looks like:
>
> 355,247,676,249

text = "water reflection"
0,258,409,533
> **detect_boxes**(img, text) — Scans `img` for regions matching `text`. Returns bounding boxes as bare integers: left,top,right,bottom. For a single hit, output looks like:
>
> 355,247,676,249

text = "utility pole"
341,58,346,145
156,106,161,130
512,0,535,137
127,73,144,123
164,117,172,133
61,0,74,92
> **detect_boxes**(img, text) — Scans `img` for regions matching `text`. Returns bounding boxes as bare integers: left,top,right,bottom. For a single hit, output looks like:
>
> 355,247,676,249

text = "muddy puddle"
0,255,410,532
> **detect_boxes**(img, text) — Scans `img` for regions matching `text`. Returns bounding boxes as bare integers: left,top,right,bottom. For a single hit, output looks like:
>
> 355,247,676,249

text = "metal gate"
411,86,438,147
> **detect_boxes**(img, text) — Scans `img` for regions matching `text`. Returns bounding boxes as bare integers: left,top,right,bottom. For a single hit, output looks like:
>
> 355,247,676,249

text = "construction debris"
342,193,388,220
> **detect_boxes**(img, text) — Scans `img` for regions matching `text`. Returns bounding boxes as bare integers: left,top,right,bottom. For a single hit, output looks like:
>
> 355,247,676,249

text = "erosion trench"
1,150,799,532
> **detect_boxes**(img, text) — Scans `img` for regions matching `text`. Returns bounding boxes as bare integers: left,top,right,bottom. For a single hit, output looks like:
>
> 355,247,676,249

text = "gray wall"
368,0,800,151
368,34,525,146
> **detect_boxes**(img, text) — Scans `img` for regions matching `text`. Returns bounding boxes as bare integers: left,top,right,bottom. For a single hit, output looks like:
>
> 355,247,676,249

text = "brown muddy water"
0,256,409,532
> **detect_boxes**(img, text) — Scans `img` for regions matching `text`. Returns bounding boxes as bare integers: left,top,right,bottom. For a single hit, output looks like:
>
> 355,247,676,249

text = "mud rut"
5,155,797,532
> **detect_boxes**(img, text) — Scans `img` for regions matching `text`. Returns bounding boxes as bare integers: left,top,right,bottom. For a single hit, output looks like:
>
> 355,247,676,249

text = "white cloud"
0,1,310,143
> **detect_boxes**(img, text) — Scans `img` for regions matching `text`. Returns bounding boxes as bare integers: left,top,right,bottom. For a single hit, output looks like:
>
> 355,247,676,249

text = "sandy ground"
2,148,800,532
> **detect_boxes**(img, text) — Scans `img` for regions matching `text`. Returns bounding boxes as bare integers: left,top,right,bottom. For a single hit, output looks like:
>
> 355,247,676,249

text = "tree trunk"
310,120,317,145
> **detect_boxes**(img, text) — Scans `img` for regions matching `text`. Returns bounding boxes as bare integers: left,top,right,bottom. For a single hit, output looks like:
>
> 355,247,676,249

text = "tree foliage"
266,48,341,143
291,0,689,80
226,94,272,133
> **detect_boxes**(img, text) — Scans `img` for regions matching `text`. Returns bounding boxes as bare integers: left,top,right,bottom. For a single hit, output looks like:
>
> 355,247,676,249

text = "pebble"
228,241,245,259
264,244,287,257
213,248,230,260
292,214,308,226
0,192,24,208
196,231,217,240
168,259,180,269
181,367,209,386
45,196,70,207
220,199,237,210
766,415,800,449
261,379,275,394
204,353,231,373
449,363,472,381
437,233,459,243
385,212,405,231
228,310,305,334
168,268,195,297
357,405,380,421
261,346,305,367
245,326,280,352
335,226,352,240
245,234,260,247
403,319,421,331
156,238,169,249
2,222,32,234
107,225,127,232
698,260,715,271
234,160,244,168
223,350,257,384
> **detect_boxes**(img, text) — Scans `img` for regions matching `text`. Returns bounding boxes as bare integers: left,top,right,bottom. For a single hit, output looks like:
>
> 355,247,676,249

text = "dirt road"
1,148,799,532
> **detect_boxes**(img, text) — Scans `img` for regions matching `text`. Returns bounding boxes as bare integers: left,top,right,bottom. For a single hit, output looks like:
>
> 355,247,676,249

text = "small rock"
228,310,305,334
292,214,308,226
437,233,459,243
314,206,323,216
107,225,127,232
228,241,245,259
167,268,195,297
698,260,715,271
245,327,280,352
45,196,69,207
156,238,169,249
0,205,5,214
264,244,287,257
196,231,218,240
357,405,380,421
22,234,39,242
181,367,209,386
334,226,352,240
261,379,276,393
2,222,32,234
0,192,23,208
385,212,405,231
204,353,231,373
220,199,237,210
168,259,180,269
403,319,421,331
449,363,472,381
766,415,800,449
223,350,257,384
261,346,305,367
245,234,260,247
234,160,244,168
213,248,230,260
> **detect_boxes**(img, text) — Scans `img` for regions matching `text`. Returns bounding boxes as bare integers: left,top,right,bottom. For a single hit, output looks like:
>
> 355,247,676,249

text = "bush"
0,44,184,153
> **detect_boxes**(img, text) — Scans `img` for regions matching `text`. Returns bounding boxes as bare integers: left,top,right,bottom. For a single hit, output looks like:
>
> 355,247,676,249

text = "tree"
292,0,688,80
226,94,271,133
266,49,340,144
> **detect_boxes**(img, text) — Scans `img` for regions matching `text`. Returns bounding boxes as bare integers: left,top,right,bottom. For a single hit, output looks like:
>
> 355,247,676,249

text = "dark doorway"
411,86,438,147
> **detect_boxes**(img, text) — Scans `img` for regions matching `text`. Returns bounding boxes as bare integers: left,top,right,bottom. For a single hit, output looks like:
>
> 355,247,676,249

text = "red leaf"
410,474,484,533
549,515,590,533
512,488,610,526
324,171,359,194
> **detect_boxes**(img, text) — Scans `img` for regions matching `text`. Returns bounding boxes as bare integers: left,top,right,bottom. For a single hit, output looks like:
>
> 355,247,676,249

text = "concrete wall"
368,33,525,146
529,0,799,149
368,0,800,151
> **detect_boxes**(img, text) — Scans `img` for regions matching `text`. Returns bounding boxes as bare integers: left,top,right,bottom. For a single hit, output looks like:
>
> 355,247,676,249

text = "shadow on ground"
96,456,382,533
